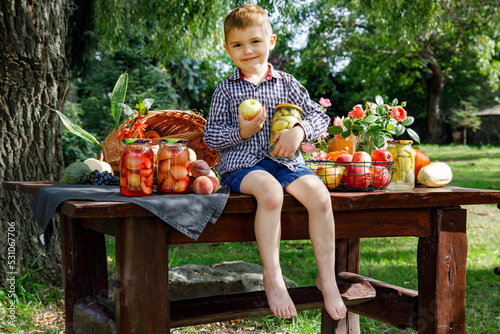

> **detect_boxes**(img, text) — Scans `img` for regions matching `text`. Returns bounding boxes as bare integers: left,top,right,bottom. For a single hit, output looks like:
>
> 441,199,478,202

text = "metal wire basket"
305,160,395,191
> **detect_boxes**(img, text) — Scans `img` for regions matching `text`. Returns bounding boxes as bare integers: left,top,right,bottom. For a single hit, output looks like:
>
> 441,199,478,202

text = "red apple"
371,149,393,167
342,164,372,190
352,151,372,163
335,154,353,167
370,166,392,189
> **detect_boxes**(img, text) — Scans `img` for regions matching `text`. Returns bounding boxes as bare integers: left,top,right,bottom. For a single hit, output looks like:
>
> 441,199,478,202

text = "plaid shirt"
204,65,330,176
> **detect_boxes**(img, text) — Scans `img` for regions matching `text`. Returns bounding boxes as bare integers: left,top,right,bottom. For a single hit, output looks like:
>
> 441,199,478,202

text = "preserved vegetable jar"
157,139,190,194
269,103,303,159
120,139,154,197
386,140,415,191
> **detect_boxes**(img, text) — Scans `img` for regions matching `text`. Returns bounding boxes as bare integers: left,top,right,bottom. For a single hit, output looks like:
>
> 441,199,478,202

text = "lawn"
1,144,499,333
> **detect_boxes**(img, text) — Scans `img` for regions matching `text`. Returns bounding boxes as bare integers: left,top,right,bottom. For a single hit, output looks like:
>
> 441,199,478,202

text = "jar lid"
123,138,152,144
275,103,302,112
160,138,188,144
387,139,413,145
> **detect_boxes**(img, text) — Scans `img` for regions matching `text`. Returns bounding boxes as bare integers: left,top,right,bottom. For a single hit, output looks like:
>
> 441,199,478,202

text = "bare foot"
316,275,347,320
263,274,297,319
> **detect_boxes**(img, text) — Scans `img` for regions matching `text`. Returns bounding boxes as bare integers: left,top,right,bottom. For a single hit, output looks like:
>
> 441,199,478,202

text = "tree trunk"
0,0,70,286
425,55,446,143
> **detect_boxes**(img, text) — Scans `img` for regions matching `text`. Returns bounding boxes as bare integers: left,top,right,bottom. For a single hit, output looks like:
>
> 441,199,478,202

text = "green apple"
238,99,262,120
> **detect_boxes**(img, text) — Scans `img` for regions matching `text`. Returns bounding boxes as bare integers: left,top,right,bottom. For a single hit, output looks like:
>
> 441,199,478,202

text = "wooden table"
4,181,500,333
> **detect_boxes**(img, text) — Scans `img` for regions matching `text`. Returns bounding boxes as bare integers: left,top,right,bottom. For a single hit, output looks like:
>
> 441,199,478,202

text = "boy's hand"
271,125,305,157
238,107,266,140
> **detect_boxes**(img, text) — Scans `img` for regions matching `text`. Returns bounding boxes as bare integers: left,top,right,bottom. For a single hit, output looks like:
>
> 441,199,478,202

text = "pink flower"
319,98,332,108
348,104,364,118
313,151,328,160
321,131,329,138
302,143,316,153
390,106,407,122
332,116,345,141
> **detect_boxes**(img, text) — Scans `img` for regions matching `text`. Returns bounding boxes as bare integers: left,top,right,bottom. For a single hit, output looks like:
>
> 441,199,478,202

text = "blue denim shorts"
221,158,317,193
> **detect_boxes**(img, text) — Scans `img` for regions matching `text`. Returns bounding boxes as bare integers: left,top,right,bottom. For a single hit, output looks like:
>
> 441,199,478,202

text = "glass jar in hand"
157,139,190,194
120,139,154,196
269,103,303,159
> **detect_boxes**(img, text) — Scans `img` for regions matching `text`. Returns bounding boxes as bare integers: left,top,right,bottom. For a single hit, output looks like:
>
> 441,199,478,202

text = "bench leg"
417,207,467,334
60,215,108,334
321,238,361,333
115,217,170,333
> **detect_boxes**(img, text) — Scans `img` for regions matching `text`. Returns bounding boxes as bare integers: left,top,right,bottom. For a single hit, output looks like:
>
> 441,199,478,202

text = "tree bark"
425,55,446,143
0,0,70,285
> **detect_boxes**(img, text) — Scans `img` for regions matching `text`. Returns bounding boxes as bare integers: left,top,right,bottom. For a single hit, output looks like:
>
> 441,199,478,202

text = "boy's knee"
257,182,284,210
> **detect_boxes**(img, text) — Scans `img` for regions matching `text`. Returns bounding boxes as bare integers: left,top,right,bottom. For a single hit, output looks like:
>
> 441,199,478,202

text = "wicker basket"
103,110,219,173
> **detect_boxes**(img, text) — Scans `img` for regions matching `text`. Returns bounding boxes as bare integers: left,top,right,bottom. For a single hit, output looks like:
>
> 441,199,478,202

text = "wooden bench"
4,181,500,333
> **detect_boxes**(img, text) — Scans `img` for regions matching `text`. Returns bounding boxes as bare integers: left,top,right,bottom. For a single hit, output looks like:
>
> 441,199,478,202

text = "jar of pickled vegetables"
120,139,154,197
269,103,303,159
157,139,190,194
386,140,415,191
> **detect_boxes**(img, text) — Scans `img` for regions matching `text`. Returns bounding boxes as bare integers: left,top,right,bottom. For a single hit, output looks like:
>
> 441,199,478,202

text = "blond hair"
224,5,273,42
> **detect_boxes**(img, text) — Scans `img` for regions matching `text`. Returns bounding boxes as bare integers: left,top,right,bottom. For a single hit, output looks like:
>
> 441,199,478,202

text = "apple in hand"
352,151,372,163
238,99,262,120
371,149,393,167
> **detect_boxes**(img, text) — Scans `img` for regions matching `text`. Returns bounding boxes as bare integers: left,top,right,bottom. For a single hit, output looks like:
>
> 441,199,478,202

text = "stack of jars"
119,138,191,197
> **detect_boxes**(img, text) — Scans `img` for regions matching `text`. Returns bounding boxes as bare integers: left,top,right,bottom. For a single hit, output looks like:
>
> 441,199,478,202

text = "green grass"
2,144,499,333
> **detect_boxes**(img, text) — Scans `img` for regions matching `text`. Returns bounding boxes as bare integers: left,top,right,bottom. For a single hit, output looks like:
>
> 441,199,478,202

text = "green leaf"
407,128,420,143
111,73,128,128
401,116,414,126
395,123,405,136
342,128,352,138
143,98,155,110
117,103,133,117
54,109,103,150
391,98,398,106
328,126,343,135
362,114,378,124
375,95,384,105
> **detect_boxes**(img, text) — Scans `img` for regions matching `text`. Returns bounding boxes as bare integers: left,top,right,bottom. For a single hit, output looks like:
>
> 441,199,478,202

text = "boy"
204,4,347,320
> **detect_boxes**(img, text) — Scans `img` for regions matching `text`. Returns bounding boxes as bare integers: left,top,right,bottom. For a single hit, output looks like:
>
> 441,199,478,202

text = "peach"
173,177,189,193
140,182,153,195
140,155,153,169
124,154,142,171
190,160,211,178
120,176,128,188
127,172,141,188
142,172,154,187
188,148,197,162
193,176,214,195
170,165,189,180
157,171,166,186
139,167,153,178
161,174,176,191
159,159,171,174
173,149,189,166
207,176,220,192
158,149,174,161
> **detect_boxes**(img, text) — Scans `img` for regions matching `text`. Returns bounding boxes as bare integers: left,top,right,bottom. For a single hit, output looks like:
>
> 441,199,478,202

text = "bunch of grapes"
88,170,120,186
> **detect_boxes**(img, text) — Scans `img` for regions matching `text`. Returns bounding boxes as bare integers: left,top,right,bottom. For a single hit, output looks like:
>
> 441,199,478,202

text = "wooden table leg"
321,238,361,333
417,207,468,333
60,215,108,334
115,217,170,333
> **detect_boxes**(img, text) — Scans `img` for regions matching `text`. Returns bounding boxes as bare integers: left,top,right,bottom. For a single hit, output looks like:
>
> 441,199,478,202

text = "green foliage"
447,101,482,132
61,130,97,167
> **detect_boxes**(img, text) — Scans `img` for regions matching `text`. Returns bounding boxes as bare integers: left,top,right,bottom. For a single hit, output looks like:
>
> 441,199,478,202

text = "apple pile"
313,149,394,191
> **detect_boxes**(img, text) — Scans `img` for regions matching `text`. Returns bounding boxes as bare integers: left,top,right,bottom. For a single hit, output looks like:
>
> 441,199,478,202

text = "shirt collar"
228,64,284,82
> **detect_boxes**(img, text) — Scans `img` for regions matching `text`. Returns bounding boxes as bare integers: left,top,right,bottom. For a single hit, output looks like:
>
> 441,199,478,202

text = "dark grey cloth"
29,184,230,240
